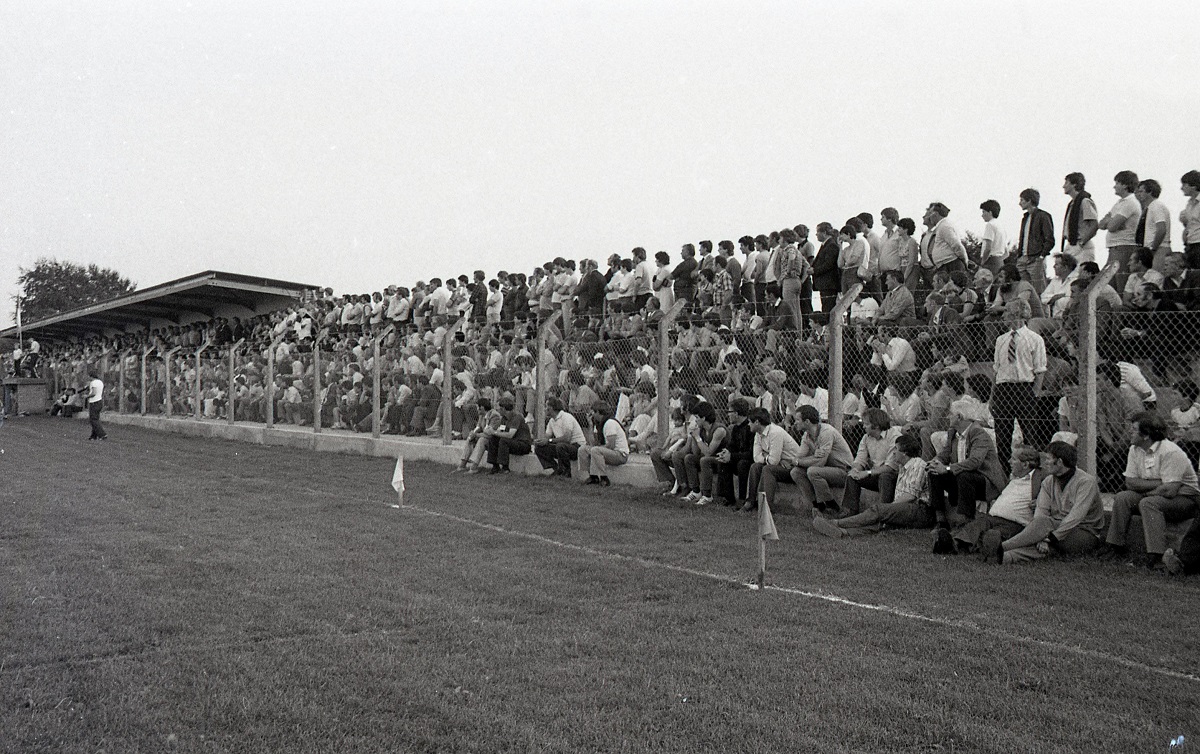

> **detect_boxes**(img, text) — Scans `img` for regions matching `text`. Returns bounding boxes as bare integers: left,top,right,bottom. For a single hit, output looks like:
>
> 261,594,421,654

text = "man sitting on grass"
978,441,1106,564
811,433,932,537
950,446,1042,556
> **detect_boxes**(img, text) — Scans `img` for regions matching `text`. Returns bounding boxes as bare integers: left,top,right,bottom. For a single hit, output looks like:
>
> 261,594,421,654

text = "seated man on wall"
929,398,1009,552
484,395,532,474
577,400,630,487
713,397,756,507
951,447,1042,556
979,441,1106,564
1101,411,1200,569
744,407,802,513
791,405,856,514
838,407,902,517
811,433,932,538
533,396,587,478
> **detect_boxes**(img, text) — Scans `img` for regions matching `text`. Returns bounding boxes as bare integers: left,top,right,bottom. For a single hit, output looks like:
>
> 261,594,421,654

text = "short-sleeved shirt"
1144,199,1173,250
895,456,929,503
1124,439,1200,495
602,418,630,455
982,219,1007,262
1106,195,1142,248
88,378,104,404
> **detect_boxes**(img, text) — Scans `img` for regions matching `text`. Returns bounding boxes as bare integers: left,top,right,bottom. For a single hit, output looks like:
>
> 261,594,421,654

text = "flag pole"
757,492,767,589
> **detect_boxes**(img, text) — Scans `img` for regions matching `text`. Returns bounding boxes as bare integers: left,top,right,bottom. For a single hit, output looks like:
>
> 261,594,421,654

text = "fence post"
657,300,687,444
1078,261,1119,474
164,346,182,418
441,317,465,445
312,330,325,434
194,340,210,421
140,346,153,415
228,339,244,426
265,335,285,429
535,310,564,441
827,283,863,432
372,324,396,439
118,350,129,414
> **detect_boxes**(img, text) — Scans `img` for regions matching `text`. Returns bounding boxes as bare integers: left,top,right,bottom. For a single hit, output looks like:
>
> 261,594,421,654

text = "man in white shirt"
1061,173,1098,264
951,447,1041,556
979,199,1007,275
1134,179,1173,267
837,408,901,517
744,407,802,513
1099,170,1142,294
1103,411,1200,568
1040,254,1077,318
534,396,587,478
577,401,629,486
811,433,932,537
86,369,107,440
990,300,1051,470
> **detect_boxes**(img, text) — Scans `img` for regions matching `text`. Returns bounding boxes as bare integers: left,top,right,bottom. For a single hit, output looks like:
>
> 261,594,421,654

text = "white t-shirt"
982,220,1007,263
1145,199,1173,250
1106,195,1142,248
88,378,104,404
603,418,630,455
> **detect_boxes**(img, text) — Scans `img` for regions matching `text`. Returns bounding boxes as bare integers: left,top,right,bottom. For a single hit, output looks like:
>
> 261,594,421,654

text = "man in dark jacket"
1012,187,1055,295
811,222,842,320
715,397,756,506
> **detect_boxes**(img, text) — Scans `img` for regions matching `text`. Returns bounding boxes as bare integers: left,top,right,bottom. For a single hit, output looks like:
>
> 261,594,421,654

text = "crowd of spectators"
11,169,1200,573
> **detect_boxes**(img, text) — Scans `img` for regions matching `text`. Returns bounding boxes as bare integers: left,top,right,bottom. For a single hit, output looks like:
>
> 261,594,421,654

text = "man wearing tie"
991,300,1052,474
1013,188,1055,294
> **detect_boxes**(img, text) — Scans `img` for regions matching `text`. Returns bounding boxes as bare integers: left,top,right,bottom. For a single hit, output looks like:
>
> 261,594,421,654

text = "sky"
4,0,1200,324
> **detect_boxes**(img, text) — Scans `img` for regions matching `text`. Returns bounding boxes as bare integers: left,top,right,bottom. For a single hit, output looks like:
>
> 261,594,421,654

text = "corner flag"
758,492,778,541
391,456,405,504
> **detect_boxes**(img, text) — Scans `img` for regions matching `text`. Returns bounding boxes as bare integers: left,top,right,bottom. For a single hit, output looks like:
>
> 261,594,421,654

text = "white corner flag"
391,456,405,505
756,491,778,590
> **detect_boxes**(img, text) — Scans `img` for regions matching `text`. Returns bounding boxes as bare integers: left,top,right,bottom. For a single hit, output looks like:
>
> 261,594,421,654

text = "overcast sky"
4,0,1200,323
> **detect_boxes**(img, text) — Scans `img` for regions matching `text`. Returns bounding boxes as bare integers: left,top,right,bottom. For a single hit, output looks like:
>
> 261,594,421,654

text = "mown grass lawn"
2,417,1198,753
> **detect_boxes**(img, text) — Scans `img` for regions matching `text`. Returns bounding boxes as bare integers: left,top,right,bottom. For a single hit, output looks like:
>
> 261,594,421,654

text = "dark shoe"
496,466,511,475
979,530,1004,564
489,466,502,475
933,528,956,555
1094,543,1128,561
738,502,757,513
585,475,600,485
598,476,611,487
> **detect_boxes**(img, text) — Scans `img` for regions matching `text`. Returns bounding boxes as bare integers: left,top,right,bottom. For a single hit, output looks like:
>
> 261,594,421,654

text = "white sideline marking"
394,502,1200,686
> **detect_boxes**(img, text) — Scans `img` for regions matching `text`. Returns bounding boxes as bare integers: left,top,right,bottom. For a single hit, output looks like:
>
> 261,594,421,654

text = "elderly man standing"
922,202,969,276
980,442,1106,564
534,396,587,478
1101,412,1200,569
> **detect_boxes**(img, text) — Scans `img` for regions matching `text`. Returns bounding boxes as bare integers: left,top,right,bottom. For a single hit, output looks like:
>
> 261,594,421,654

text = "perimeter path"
102,413,658,487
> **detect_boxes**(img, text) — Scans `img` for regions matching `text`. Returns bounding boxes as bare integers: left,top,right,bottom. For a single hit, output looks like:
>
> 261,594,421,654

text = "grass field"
2,417,1198,753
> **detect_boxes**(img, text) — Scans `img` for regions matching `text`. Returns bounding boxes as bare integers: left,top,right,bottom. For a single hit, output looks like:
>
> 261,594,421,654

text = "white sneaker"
695,496,712,506
684,491,701,502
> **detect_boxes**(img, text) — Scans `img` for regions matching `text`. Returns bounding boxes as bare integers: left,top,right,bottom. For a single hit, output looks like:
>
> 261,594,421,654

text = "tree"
15,258,137,324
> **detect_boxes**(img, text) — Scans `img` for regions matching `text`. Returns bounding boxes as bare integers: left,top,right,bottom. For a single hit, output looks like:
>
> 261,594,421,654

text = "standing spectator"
534,396,586,477
671,244,699,312
991,301,1051,471
85,369,107,441
1134,179,1173,269
1061,172,1099,264
774,227,808,331
1180,170,1200,268
485,280,504,327
1099,170,1142,293
652,251,675,312
577,401,629,486
979,199,1007,275
1102,412,1200,568
923,202,969,276
980,441,1105,564
857,212,884,301
738,236,757,310
811,222,842,318
1013,188,1055,294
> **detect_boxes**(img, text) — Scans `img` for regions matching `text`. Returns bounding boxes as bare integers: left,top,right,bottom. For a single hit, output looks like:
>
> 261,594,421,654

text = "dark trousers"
716,459,753,502
841,470,898,516
991,382,1054,471
929,470,988,519
88,402,107,439
534,441,578,475
488,436,531,467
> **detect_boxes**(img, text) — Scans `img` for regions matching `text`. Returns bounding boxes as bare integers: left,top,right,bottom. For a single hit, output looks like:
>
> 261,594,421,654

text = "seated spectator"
744,406,803,513
533,396,586,477
1122,247,1164,307
1040,253,1077,318
979,441,1106,564
678,401,726,504
651,406,690,495
454,397,499,473
838,408,901,517
791,405,855,514
811,433,932,537
929,398,1009,548
714,398,755,507
577,401,630,486
1101,411,1200,569
950,447,1042,555
482,395,532,474
876,269,916,323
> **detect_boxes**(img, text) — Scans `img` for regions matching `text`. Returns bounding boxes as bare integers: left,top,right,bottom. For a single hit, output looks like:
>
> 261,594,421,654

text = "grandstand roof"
0,270,321,342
